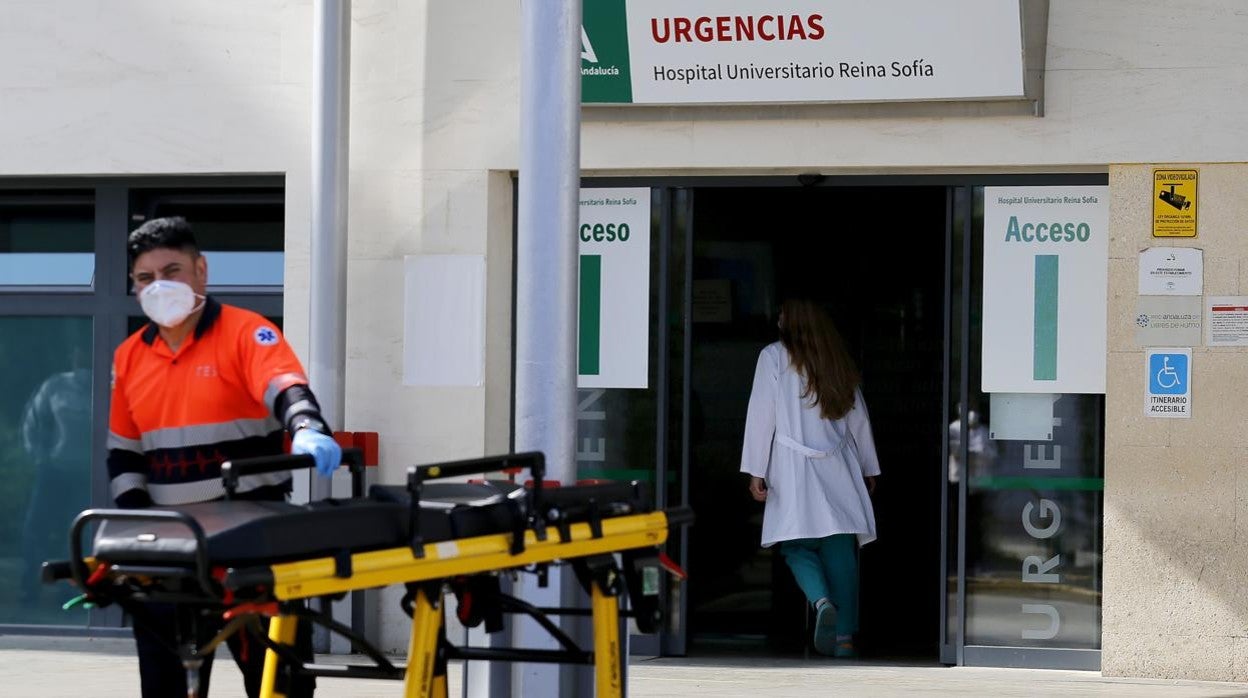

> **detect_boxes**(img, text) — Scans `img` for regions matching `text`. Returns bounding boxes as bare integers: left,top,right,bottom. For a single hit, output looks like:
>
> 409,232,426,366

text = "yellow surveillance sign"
1153,169,1198,237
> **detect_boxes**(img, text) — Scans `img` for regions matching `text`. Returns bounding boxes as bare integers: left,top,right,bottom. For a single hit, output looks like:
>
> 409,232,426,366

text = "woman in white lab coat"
740,298,880,658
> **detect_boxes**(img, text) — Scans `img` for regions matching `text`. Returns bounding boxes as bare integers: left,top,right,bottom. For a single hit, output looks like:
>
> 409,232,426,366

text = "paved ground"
3,635,1248,697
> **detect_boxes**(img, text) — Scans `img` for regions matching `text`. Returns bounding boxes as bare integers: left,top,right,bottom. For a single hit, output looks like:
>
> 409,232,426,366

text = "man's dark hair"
127,216,200,266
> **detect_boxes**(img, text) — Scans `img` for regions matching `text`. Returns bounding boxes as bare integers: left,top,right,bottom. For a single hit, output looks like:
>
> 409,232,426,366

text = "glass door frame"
945,178,1107,671
578,173,1107,664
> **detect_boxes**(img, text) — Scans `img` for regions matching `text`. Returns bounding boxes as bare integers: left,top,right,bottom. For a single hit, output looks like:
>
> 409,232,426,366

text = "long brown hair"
778,298,860,420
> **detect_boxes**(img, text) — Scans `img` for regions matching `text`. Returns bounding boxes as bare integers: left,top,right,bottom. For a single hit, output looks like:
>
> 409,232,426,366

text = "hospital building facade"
2,0,1248,682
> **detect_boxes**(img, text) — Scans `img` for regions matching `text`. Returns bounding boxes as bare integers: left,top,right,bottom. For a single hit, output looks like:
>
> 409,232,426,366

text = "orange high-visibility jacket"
107,298,308,505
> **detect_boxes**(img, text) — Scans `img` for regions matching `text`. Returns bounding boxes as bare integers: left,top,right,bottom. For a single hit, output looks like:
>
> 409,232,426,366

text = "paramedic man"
107,217,342,698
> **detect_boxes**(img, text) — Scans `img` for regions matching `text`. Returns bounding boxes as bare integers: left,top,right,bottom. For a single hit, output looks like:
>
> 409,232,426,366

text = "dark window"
0,192,94,287
128,188,284,289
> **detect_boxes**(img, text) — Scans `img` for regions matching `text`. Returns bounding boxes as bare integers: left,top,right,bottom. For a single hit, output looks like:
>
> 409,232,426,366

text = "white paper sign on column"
403,255,485,386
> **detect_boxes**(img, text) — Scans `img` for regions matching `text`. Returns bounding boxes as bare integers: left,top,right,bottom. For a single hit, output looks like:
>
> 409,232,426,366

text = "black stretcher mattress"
91,480,649,568
92,482,527,567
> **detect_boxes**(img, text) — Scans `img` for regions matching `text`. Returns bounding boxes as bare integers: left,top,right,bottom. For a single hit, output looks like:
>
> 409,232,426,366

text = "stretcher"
44,449,692,698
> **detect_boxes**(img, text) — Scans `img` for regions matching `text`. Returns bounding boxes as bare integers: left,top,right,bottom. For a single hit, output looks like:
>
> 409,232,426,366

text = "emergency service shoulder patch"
254,326,280,346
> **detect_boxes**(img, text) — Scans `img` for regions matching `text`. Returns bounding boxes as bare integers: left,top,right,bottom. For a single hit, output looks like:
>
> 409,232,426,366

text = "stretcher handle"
69,508,216,600
409,451,545,483
221,447,366,499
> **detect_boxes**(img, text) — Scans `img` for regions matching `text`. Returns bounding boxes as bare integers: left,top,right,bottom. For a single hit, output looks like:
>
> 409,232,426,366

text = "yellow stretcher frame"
252,509,674,698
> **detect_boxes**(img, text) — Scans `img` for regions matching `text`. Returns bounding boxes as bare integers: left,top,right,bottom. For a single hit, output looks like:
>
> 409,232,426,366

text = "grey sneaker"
813,603,838,656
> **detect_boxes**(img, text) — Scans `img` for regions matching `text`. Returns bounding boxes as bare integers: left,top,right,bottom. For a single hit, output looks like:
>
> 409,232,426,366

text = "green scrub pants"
779,534,859,636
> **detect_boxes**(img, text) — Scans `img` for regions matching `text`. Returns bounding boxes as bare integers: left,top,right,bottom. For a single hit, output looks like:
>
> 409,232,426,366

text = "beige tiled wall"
1103,164,1248,680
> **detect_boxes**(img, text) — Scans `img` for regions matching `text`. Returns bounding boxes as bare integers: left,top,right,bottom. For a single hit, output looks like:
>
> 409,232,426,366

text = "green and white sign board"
578,188,651,389
982,187,1108,394
582,0,1025,105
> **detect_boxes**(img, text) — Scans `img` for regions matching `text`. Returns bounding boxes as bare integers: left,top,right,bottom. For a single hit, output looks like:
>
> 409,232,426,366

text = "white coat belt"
775,433,845,459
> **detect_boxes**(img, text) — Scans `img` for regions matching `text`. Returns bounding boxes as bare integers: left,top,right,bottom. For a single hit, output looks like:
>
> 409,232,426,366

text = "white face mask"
139,280,204,328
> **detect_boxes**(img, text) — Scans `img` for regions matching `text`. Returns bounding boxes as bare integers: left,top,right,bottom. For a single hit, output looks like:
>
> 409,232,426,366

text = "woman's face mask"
139,280,204,328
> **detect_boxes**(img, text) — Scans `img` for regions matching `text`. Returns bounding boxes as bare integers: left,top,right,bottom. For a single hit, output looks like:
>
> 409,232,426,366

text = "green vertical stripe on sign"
1033,255,1058,381
579,255,602,375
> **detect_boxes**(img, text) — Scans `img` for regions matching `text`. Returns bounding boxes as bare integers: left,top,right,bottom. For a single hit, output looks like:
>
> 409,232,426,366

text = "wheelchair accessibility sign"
1146,348,1191,418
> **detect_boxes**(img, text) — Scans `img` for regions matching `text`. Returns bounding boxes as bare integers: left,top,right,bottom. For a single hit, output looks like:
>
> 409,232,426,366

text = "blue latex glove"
292,429,343,478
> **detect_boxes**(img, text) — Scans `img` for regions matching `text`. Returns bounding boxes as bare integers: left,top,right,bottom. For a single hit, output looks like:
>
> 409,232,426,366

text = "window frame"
0,189,98,293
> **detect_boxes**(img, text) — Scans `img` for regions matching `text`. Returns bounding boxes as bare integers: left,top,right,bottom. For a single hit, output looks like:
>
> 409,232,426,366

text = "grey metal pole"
310,0,349,498
509,0,583,695
310,0,350,654
515,0,581,492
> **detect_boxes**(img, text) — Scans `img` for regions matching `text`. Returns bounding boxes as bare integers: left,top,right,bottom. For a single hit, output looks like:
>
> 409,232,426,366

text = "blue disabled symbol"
1149,353,1187,395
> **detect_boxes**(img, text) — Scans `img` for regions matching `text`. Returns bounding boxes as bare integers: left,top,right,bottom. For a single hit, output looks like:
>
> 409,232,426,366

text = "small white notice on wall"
1207,296,1248,346
403,255,485,386
1138,247,1202,295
